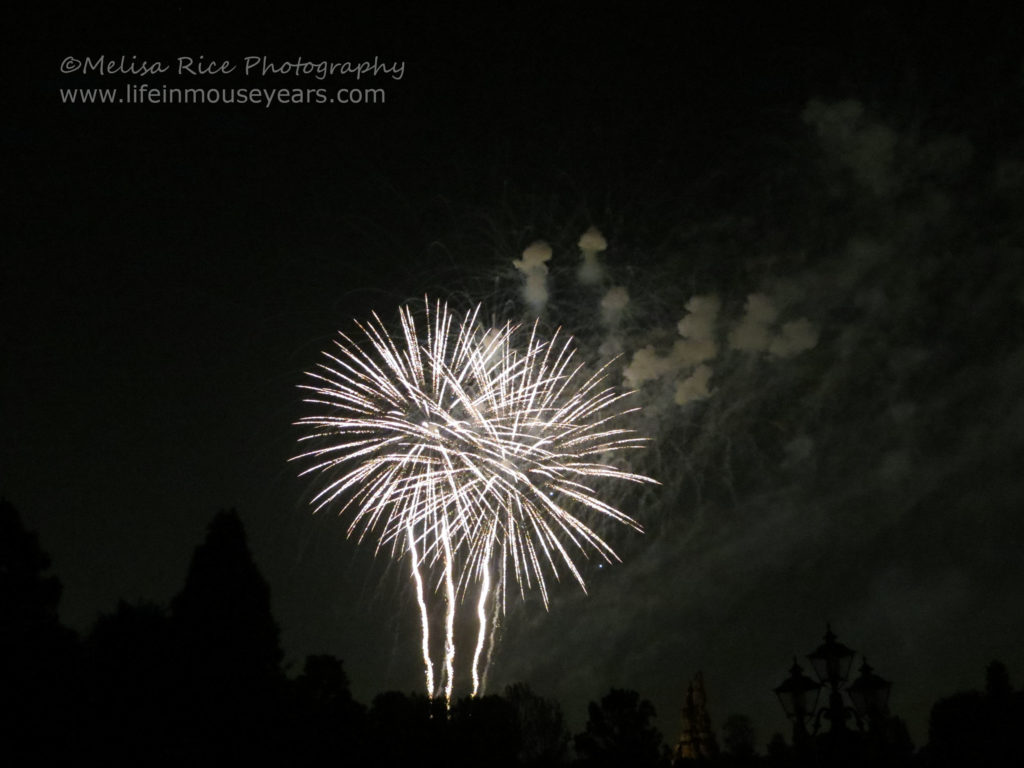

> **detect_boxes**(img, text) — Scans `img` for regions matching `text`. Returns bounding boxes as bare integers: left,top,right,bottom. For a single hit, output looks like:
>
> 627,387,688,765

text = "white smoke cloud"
600,285,629,326
802,98,898,196
670,337,717,368
598,335,625,358
727,294,818,359
577,226,607,285
674,294,720,368
513,240,553,313
768,318,819,358
728,293,778,352
493,98,1024,750
674,363,714,405
677,294,720,343
624,294,720,392
623,344,673,389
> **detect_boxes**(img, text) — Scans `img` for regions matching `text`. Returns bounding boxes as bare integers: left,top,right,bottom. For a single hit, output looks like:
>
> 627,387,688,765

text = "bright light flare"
294,298,656,702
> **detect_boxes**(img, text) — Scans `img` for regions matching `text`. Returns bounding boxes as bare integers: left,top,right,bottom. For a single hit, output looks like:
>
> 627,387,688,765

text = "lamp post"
774,658,822,750
775,624,894,759
807,624,859,734
847,658,891,730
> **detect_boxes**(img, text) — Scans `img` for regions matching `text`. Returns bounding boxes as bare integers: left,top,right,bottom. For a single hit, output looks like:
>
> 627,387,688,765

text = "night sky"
4,2,1023,750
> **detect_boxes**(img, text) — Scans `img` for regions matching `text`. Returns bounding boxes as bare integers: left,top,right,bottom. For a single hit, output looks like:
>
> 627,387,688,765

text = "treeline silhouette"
2,499,1022,766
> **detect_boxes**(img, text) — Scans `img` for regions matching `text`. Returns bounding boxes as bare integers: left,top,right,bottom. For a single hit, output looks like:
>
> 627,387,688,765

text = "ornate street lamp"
776,623,895,749
807,624,856,689
807,624,859,733
774,658,821,747
847,658,891,726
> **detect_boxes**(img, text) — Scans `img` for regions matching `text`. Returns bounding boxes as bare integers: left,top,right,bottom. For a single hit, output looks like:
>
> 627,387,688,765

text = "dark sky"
4,1,1023,750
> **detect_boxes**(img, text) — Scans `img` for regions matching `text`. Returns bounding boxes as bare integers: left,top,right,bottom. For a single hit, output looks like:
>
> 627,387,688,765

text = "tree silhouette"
0,499,80,762
506,682,570,766
287,654,368,763
168,509,286,762
84,600,179,765
450,693,521,768
765,732,792,766
0,499,63,632
575,688,664,768
171,509,282,674
986,660,1012,700
722,713,757,762
368,690,447,767
924,660,1024,768
983,660,1022,768
294,653,356,710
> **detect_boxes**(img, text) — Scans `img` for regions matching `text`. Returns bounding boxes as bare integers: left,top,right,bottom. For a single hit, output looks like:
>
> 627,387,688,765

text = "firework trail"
294,299,656,704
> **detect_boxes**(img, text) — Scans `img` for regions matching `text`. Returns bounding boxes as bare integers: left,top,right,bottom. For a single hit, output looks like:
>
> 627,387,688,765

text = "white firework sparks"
294,298,656,704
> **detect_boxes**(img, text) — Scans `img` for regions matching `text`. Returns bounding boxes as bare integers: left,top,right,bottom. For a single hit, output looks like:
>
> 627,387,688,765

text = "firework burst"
294,299,656,704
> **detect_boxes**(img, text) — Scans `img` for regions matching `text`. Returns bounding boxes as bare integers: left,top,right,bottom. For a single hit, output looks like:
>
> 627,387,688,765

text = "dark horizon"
4,495,1020,766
